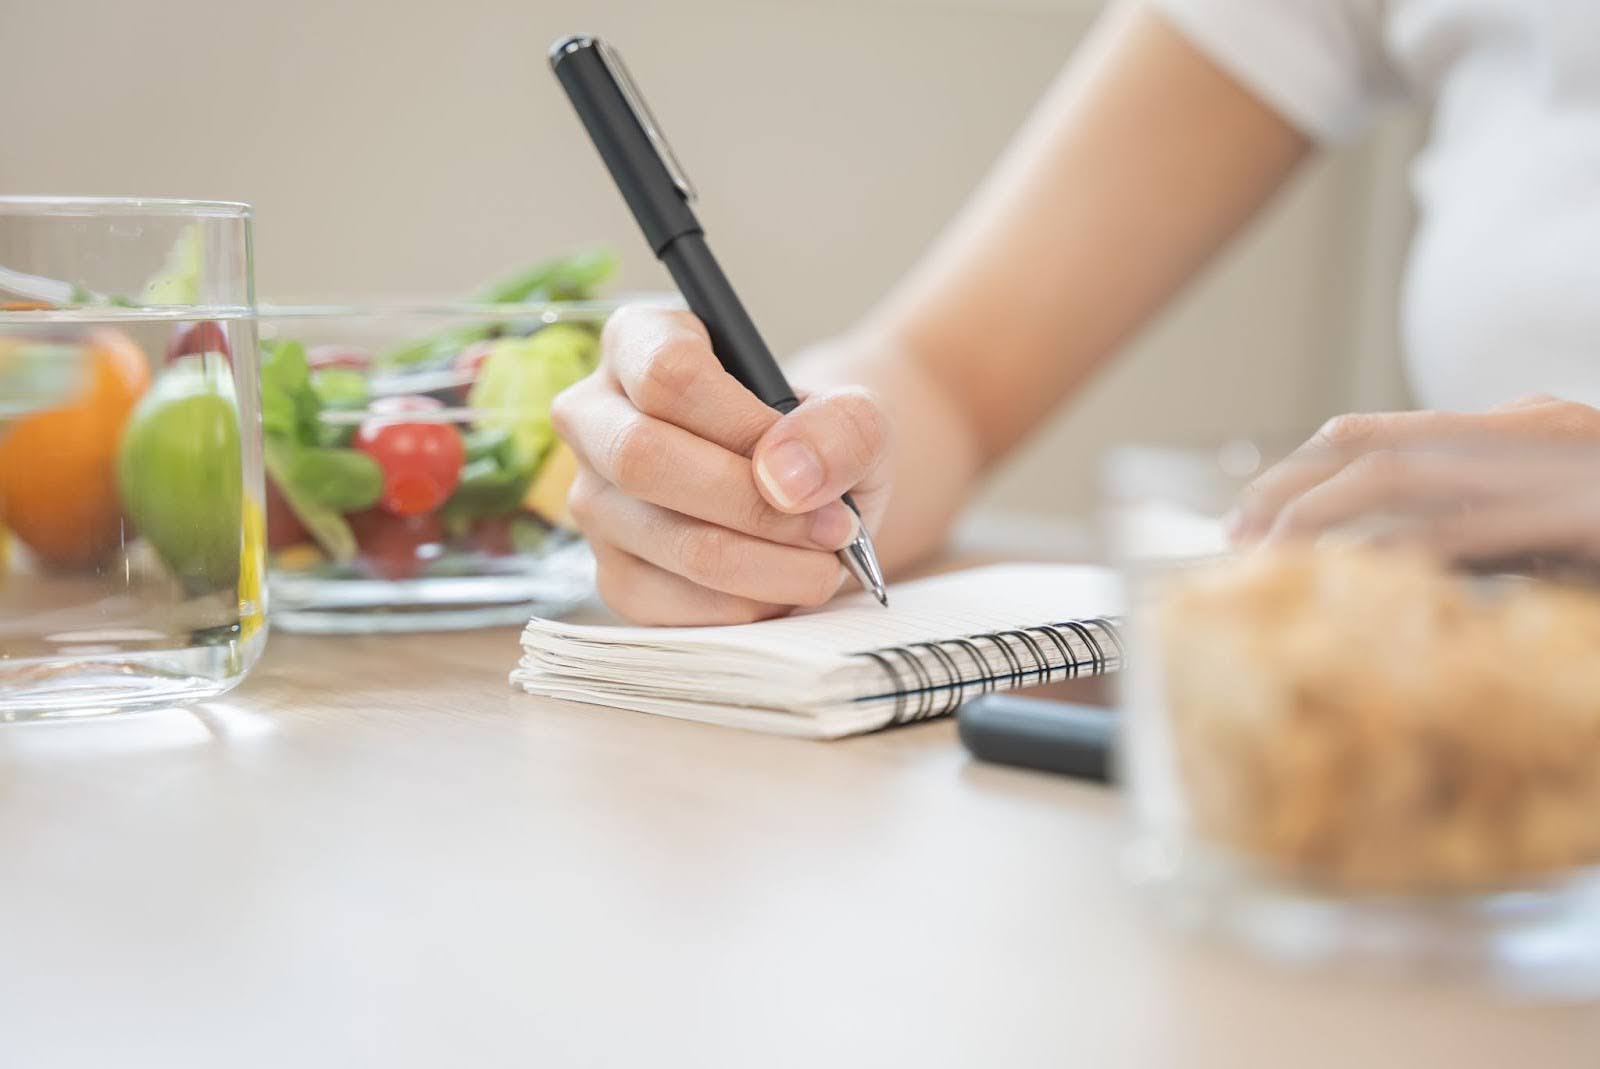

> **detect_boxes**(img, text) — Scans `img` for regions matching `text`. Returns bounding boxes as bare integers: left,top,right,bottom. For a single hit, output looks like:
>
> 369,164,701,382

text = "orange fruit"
0,329,151,570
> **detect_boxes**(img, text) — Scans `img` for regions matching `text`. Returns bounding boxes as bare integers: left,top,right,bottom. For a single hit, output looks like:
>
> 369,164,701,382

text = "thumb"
751,386,890,514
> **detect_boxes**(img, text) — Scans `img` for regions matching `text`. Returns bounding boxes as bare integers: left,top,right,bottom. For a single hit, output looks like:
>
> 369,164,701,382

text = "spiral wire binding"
852,618,1123,727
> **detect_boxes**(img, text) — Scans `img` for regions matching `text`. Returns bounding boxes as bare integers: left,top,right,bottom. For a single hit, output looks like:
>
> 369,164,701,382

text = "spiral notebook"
511,563,1124,738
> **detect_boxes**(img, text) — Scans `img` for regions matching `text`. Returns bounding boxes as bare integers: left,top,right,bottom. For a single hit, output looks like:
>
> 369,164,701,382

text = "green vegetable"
117,353,242,593
378,324,493,372
474,248,618,304
462,426,516,466
288,447,383,512
379,249,617,369
259,339,363,562
140,225,203,306
58,229,207,311
466,324,597,474
263,441,357,563
309,368,369,447
260,339,318,441
440,426,538,533
310,367,370,411
444,456,533,520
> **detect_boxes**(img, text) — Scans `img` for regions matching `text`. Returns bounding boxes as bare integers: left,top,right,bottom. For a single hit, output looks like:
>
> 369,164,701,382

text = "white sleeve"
1149,0,1402,143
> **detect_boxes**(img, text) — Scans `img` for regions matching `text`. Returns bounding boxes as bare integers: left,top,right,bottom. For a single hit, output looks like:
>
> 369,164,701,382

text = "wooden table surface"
1,613,1597,1067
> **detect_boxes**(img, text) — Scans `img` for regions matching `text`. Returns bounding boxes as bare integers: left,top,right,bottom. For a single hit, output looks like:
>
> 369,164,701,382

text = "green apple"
118,353,243,593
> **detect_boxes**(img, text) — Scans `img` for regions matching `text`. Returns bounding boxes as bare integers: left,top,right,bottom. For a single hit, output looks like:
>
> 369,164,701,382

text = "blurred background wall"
0,0,1420,524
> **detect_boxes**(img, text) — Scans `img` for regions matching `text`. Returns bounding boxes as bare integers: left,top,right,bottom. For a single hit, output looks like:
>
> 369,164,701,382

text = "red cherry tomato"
306,345,373,371
167,320,230,363
353,398,464,517
265,476,309,550
348,508,444,580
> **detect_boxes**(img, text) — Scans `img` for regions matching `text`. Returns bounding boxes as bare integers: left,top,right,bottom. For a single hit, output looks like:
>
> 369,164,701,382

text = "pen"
549,34,889,607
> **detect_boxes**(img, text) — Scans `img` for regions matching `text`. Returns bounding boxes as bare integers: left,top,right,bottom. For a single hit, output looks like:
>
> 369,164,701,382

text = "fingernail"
807,501,858,550
754,439,823,509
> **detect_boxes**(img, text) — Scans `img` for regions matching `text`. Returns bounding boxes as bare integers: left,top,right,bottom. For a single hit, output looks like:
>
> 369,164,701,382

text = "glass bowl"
0,196,266,718
1107,437,1600,1000
257,301,628,633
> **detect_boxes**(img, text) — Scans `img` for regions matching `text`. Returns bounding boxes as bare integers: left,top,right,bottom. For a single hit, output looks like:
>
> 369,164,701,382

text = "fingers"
1231,411,1480,543
553,302,891,625
590,542,789,627
751,387,893,513
571,475,848,608
1260,448,1505,545
601,307,894,516
603,304,780,455
1417,490,1600,564
554,385,859,552
1255,445,1600,566
1234,400,1600,559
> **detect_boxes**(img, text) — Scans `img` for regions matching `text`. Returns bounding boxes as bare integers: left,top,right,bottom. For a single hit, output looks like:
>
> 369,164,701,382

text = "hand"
1229,396,1600,564
552,305,893,625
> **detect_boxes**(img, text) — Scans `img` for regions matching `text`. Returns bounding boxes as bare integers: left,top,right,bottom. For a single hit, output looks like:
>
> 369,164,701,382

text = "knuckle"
1544,400,1600,437
1509,392,1560,409
1316,413,1379,450
598,304,648,361
565,472,602,528
633,336,704,415
659,307,709,340
679,524,742,589
549,381,585,442
605,417,664,495
828,387,891,469
737,484,784,537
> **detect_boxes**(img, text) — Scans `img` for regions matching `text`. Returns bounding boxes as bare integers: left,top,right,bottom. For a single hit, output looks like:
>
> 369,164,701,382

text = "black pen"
549,34,889,607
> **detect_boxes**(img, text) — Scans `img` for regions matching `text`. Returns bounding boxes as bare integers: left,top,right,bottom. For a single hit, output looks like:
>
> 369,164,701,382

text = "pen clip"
596,38,698,204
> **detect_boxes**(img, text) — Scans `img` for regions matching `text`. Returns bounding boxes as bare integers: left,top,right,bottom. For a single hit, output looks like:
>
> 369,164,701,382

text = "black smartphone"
956,693,1117,784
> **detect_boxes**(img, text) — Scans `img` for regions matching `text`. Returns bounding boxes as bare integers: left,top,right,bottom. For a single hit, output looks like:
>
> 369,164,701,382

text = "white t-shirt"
1153,0,1600,412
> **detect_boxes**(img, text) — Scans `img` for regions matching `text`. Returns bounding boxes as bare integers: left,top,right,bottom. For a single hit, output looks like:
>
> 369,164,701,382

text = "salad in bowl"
261,251,631,632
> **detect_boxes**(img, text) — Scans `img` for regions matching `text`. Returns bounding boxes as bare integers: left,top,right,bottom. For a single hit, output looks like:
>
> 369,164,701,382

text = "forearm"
862,2,1311,463
797,3,1312,573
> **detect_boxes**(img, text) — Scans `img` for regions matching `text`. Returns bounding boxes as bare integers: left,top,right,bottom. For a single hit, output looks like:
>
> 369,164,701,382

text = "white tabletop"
1,619,1596,1067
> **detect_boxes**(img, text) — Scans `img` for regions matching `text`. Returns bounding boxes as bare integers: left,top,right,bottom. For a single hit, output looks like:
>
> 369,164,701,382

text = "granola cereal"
1157,546,1600,893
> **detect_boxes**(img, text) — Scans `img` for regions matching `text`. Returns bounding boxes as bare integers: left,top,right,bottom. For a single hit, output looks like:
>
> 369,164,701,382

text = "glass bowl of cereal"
1108,437,1600,999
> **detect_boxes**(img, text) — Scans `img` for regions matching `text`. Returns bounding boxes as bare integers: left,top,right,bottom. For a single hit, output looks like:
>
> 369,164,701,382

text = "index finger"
602,304,779,456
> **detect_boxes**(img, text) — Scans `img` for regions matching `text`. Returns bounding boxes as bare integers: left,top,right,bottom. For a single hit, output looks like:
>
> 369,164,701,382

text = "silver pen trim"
840,528,889,607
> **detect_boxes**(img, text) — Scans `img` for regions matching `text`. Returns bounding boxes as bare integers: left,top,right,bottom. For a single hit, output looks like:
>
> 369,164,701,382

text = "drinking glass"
0,196,266,719
1108,437,1600,1000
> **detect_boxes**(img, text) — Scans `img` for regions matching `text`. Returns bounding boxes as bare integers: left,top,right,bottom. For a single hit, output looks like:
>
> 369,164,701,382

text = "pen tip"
875,589,889,608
